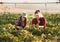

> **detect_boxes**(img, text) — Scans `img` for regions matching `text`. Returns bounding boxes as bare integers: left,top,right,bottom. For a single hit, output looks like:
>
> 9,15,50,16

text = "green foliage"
0,13,60,42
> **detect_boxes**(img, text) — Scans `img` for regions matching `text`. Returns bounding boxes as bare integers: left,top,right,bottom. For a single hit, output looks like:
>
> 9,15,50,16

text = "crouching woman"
15,16,29,30
32,10,46,29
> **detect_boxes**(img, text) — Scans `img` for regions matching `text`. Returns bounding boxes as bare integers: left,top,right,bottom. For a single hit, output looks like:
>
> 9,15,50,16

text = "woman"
15,14,29,30
32,10,46,28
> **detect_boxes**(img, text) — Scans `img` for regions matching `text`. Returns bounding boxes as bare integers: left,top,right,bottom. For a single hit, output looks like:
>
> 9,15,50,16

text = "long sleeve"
39,17,46,28
32,18,38,24
15,17,21,26
44,19,46,28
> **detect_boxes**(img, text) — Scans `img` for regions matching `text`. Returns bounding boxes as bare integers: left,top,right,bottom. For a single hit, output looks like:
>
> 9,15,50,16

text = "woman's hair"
35,10,40,14
20,16,26,28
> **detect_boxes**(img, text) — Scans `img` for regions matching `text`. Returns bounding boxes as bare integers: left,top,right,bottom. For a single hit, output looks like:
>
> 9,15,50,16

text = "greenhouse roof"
0,0,58,2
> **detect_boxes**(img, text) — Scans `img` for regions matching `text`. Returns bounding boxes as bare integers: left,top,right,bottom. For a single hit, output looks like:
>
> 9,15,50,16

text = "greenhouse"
0,0,60,42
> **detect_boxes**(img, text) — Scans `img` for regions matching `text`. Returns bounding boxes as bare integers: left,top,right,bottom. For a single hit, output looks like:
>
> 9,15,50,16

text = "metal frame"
0,2,60,4
0,2,60,13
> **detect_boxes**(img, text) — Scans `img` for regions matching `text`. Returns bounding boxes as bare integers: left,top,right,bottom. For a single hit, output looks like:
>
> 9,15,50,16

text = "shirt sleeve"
15,17,21,26
44,18,46,28
42,17,46,28
32,18,37,24
39,17,46,28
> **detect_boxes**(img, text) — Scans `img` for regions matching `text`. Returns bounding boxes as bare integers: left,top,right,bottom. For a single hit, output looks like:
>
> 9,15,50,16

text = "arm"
25,21,29,28
15,17,21,28
32,19,35,28
15,26,21,28
32,18,37,28
44,18,46,28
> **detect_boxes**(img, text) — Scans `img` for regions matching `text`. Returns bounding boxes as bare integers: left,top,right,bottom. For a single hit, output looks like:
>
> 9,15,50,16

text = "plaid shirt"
15,17,29,28
15,17,21,26
32,17,46,28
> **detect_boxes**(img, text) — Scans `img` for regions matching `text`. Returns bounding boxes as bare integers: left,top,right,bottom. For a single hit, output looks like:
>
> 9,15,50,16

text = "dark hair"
20,16,26,28
35,10,40,14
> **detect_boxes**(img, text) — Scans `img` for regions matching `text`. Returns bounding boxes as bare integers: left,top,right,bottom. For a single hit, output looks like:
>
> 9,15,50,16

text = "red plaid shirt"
32,17,46,28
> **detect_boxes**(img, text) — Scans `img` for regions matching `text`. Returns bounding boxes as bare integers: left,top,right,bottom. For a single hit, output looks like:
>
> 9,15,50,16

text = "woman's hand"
15,26,21,28
38,20,40,24
36,24,40,28
32,24,36,28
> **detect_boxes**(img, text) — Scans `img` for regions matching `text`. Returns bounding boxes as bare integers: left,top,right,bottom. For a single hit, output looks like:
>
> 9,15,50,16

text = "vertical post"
0,0,2,6
15,3,16,8
57,2,58,13
45,0,47,13
45,3,47,13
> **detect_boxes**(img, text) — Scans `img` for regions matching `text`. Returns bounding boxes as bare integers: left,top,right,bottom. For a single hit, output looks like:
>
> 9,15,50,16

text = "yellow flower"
8,24,12,26
33,36,39,41
13,37,19,42
48,33,51,36
3,28,6,30
20,30,30,36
